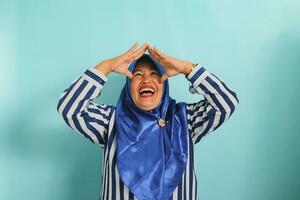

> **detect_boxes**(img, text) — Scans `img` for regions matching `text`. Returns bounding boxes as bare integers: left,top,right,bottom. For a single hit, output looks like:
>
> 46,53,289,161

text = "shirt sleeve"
56,67,115,148
185,64,239,145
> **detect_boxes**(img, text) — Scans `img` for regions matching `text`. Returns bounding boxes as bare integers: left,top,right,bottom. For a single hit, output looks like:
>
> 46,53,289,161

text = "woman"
57,42,239,200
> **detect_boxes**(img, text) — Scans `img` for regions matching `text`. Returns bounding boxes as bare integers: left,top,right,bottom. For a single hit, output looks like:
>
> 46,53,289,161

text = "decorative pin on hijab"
158,119,168,127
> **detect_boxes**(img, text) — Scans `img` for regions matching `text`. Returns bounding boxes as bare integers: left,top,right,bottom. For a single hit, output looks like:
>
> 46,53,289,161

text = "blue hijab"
116,54,188,200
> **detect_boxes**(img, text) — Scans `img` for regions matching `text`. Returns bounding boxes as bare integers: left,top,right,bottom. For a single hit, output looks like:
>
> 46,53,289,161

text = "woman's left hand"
148,45,194,82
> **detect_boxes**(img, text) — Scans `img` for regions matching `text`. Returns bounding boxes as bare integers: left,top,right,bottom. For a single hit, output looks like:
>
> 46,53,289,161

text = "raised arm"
185,65,239,144
57,67,115,148
57,42,148,148
147,46,239,145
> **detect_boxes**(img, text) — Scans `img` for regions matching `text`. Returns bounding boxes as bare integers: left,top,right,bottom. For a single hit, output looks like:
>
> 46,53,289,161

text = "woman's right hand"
95,42,148,78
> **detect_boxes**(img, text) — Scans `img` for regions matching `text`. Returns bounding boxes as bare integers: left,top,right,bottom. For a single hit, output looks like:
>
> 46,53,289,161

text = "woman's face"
130,62,163,111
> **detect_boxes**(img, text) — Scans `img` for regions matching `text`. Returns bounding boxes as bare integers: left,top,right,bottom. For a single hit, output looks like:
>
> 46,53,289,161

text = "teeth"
139,88,155,93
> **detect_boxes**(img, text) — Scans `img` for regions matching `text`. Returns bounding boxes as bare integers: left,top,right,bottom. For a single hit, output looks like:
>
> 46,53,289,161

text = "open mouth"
139,86,155,98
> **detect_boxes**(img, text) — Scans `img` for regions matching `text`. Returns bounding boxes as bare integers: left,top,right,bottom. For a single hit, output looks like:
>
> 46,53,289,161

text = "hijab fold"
116,54,188,200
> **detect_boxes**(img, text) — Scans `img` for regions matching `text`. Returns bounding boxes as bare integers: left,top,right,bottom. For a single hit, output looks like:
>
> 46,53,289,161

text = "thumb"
159,74,168,83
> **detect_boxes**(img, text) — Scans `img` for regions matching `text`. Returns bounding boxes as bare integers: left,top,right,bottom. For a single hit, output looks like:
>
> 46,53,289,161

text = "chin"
137,105,155,111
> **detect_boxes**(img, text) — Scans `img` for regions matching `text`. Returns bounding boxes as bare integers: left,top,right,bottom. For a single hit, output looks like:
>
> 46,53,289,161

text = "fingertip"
159,74,168,83
127,72,133,79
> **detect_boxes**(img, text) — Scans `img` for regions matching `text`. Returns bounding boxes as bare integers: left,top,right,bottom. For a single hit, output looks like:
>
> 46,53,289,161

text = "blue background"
1,0,299,199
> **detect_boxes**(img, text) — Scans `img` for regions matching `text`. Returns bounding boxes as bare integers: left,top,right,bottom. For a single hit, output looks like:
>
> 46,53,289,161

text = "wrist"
94,60,112,76
182,62,196,75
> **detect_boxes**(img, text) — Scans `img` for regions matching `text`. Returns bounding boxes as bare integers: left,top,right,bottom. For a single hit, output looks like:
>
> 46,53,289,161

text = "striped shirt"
57,64,239,200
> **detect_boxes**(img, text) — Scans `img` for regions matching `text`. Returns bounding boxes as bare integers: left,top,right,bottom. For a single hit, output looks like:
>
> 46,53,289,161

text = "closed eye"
133,72,143,76
151,71,160,76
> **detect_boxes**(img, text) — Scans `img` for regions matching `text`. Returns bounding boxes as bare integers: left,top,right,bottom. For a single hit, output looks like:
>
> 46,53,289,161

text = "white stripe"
103,161,109,200
102,113,115,200
209,74,239,107
67,80,90,116
100,150,106,200
103,113,115,171
69,82,100,143
90,122,107,140
173,186,178,200
202,79,231,112
188,111,208,131
186,132,190,200
192,120,209,143
187,65,205,80
187,102,206,122
89,104,112,117
182,172,185,200
108,129,118,200
115,159,120,200
89,112,110,124
192,70,210,90
62,81,100,143
78,116,100,143
124,185,129,200
82,72,103,88
207,110,222,133
192,170,196,200
88,67,108,82
58,78,84,114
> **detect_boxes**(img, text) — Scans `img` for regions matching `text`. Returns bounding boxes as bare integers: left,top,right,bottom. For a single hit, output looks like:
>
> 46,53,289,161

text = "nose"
141,75,152,84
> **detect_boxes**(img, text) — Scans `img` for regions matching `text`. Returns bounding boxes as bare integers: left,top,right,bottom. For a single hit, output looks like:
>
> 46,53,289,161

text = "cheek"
156,84,164,97
130,81,139,96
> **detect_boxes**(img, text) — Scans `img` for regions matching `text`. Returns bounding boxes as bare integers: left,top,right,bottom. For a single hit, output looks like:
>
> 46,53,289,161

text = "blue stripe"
119,176,124,200
106,127,116,200
87,107,114,119
212,111,226,131
84,69,106,85
189,138,194,200
107,159,110,200
101,157,108,200
57,76,81,112
129,191,134,200
195,179,197,200
72,85,106,144
206,76,235,113
191,116,208,134
187,110,205,125
96,104,115,112
111,149,117,200
195,109,216,144
199,83,225,113
211,73,239,104
177,179,182,200
189,66,206,84
186,104,205,116
62,80,88,127
183,172,186,200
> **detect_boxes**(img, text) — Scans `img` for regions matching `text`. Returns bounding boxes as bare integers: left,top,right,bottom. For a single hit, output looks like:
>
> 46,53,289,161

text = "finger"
148,46,160,61
159,74,168,83
131,43,148,59
150,52,161,63
128,47,147,63
124,70,133,79
153,46,165,60
133,43,148,57
124,42,139,55
148,45,156,55
148,46,162,61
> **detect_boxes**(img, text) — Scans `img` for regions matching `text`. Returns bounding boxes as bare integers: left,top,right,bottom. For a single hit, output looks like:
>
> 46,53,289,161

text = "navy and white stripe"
57,65,239,200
